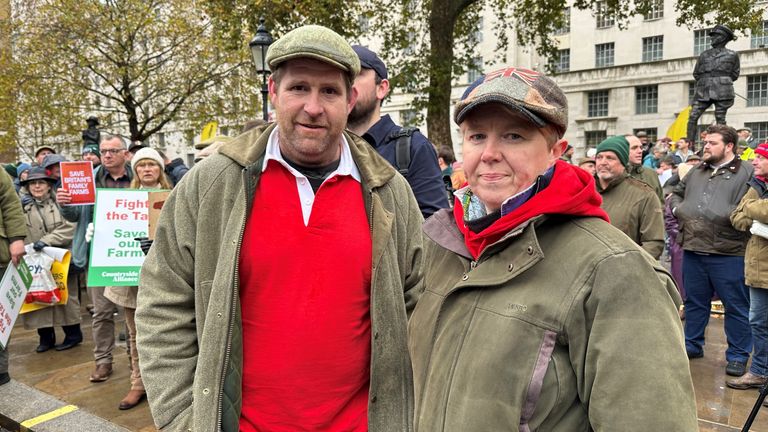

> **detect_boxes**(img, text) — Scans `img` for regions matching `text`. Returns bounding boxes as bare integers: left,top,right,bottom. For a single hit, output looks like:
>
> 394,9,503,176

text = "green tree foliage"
199,0,763,150
3,0,259,156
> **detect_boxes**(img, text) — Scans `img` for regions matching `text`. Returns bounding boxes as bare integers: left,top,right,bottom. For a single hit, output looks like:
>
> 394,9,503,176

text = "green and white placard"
88,189,149,286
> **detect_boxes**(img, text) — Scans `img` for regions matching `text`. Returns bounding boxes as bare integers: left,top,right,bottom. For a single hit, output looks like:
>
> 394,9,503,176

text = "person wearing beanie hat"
107,146,169,410
409,65,697,431
347,44,448,218
594,135,664,258
16,163,30,180
136,24,424,431
129,147,170,190
728,141,768,393
595,135,629,166
82,146,101,168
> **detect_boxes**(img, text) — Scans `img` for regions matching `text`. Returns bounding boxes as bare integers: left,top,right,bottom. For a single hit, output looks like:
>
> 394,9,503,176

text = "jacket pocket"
159,403,193,431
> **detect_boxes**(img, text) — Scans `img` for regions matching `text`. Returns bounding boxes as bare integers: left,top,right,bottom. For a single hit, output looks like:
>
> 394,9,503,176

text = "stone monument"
686,25,740,143
82,116,101,147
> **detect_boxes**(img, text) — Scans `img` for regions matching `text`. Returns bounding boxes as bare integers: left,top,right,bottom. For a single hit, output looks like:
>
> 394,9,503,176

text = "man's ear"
376,78,390,101
268,76,278,102
347,86,359,114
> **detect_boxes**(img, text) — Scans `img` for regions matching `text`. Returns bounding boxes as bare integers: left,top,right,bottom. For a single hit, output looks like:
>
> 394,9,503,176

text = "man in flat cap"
348,45,449,218
687,24,740,144
136,25,424,432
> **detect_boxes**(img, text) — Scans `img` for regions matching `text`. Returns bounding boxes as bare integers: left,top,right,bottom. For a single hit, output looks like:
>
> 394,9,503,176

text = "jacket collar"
748,176,768,198
699,155,743,174
218,123,397,190
423,208,544,261
595,173,628,194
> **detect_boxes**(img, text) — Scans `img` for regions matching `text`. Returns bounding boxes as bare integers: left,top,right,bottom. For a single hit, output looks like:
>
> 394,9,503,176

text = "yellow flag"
666,106,691,141
201,121,218,141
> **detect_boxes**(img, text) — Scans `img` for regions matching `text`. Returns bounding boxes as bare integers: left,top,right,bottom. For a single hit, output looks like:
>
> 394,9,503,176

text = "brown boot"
89,363,113,383
118,389,146,410
726,371,768,390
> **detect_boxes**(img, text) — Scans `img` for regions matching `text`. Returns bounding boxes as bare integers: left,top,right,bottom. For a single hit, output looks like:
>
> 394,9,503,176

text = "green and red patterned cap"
454,67,568,137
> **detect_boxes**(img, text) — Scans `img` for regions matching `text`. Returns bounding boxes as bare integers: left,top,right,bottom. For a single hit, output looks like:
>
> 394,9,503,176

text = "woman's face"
29,179,51,199
135,160,161,187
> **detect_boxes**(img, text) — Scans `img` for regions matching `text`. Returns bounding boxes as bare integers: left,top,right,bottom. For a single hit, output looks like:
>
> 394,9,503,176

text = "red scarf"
454,160,609,259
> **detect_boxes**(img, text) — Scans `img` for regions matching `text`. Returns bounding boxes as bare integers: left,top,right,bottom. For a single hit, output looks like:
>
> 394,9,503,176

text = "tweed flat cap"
454,67,568,137
266,25,360,77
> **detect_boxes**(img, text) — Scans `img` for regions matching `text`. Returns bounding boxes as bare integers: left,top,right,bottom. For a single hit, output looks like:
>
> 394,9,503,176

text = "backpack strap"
387,127,418,176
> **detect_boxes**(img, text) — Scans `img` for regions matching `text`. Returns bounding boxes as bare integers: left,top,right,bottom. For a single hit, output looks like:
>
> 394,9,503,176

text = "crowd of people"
0,22,766,432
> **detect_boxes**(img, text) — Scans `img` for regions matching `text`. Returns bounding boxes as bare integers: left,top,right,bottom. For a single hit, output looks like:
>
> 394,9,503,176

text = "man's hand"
33,240,48,252
85,223,94,243
56,188,72,205
9,240,25,266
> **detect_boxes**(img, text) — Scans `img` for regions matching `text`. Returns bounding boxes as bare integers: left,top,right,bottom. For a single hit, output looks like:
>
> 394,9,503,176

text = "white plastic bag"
24,249,59,305
751,221,768,240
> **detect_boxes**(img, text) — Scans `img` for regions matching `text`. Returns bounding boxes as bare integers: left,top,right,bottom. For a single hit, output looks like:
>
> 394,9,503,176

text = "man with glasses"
670,124,753,377
57,134,133,383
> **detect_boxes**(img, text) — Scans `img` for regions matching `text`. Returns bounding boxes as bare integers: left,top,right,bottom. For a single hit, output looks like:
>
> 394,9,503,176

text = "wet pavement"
1,297,768,431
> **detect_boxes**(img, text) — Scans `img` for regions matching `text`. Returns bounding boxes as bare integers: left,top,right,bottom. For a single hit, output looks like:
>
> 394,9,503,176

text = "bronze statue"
687,25,740,143
82,116,101,147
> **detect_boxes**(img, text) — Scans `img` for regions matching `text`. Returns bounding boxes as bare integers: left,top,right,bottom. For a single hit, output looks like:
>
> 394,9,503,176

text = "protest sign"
148,191,170,240
88,189,149,286
60,161,96,205
20,246,71,314
0,259,34,349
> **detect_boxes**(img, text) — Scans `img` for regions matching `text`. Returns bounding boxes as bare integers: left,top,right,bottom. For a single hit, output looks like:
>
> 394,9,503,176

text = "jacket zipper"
216,167,251,431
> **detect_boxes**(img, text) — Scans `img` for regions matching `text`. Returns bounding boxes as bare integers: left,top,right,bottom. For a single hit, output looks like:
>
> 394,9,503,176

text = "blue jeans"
749,287,768,376
683,251,752,362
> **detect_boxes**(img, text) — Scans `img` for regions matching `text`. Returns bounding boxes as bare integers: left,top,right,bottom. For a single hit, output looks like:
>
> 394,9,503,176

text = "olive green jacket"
0,169,27,266
597,174,665,258
731,179,768,288
409,210,697,431
628,163,664,203
136,124,424,431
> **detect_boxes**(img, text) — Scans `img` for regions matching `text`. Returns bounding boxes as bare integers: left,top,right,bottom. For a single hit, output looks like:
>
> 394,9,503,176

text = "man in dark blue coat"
347,45,449,218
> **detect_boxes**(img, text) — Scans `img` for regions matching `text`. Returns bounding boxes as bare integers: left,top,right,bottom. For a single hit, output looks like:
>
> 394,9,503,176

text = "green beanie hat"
3,164,16,179
596,135,630,166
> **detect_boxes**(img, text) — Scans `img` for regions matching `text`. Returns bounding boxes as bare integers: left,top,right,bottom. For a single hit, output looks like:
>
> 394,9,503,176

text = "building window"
553,7,570,35
633,128,658,144
693,29,711,56
635,85,658,114
357,14,370,33
595,1,615,28
157,132,165,148
472,17,484,43
643,0,663,20
467,57,483,83
585,130,608,149
747,75,768,107
745,122,768,144
588,90,609,117
642,36,663,62
751,20,768,48
595,42,615,68
552,49,570,73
